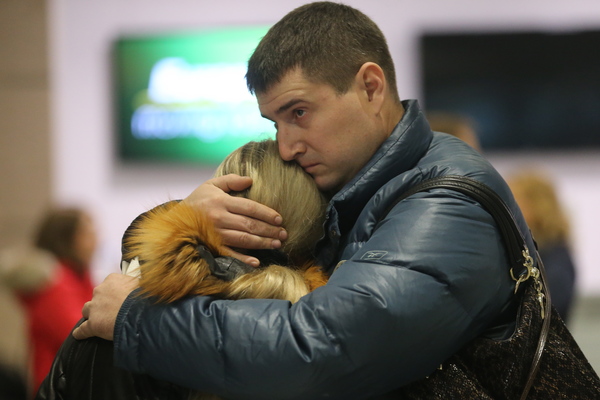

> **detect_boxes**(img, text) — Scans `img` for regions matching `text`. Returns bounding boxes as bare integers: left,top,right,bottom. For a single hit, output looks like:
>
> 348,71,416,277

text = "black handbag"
385,175,600,399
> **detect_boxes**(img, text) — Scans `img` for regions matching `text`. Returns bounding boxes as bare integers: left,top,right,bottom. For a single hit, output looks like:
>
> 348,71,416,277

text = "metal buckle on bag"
510,246,546,319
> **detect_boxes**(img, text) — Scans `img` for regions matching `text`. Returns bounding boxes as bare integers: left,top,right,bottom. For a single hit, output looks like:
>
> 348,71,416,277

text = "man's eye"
295,109,306,118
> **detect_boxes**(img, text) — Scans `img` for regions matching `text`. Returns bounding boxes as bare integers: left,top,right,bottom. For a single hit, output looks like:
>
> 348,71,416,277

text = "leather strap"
521,252,552,399
196,245,255,281
380,175,551,399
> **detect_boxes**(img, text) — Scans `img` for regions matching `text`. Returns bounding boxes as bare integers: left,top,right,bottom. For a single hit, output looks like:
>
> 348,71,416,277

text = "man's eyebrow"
276,99,303,115
261,98,304,120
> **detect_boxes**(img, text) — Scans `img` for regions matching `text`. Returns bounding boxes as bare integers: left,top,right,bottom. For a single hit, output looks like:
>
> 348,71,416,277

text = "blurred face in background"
35,207,98,275
72,212,98,273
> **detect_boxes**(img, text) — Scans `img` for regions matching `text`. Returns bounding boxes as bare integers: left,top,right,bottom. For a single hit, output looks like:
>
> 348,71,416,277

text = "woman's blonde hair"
507,170,570,248
214,139,327,263
127,139,329,307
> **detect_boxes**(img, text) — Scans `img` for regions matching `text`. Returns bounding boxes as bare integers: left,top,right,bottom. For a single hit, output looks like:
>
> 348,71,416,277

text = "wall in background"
0,1,51,249
48,0,600,295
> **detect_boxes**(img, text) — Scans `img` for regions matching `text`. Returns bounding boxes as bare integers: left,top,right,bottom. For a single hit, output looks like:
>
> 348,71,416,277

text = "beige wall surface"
0,1,51,393
0,0,51,248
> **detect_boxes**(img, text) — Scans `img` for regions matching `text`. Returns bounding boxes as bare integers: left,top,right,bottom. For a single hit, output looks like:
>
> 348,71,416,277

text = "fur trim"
303,264,329,291
125,202,329,304
124,202,231,302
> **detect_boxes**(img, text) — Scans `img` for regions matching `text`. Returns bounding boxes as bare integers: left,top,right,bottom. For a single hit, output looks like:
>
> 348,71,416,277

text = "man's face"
257,68,384,194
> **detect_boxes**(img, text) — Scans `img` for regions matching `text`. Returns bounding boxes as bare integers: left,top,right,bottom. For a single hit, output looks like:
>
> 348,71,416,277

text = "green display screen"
114,26,274,165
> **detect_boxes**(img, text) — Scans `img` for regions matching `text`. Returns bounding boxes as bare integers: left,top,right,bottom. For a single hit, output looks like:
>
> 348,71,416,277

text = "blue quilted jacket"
114,100,535,399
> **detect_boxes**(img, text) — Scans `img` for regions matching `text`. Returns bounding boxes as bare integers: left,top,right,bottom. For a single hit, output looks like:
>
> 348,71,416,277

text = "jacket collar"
329,99,433,229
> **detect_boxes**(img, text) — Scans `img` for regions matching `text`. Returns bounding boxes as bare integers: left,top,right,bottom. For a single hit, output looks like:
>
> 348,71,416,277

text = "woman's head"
215,139,327,263
34,207,97,273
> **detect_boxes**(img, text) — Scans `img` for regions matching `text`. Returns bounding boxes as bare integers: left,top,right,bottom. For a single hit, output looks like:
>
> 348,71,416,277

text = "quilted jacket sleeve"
113,190,518,400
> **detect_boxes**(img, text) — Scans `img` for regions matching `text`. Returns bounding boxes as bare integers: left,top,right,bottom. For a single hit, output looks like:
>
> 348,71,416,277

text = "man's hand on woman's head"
183,174,288,267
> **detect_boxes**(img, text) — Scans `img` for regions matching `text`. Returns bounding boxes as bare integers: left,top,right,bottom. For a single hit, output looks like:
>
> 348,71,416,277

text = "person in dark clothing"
0,363,27,400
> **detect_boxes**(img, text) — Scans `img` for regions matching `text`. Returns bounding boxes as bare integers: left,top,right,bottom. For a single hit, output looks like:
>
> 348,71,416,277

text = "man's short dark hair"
246,1,399,102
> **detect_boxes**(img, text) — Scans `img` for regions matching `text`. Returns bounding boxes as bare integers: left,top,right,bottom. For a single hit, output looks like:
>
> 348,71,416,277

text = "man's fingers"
203,175,284,227
220,227,283,251
72,320,91,340
72,301,92,339
223,248,261,268
81,301,91,319
210,174,253,193
184,175,288,252
226,196,284,228
216,203,287,243
70,274,137,341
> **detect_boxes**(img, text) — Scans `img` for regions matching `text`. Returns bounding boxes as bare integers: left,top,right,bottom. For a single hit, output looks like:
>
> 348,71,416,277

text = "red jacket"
19,261,94,392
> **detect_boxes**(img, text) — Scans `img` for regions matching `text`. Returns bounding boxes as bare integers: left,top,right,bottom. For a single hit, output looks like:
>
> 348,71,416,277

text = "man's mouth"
302,163,318,174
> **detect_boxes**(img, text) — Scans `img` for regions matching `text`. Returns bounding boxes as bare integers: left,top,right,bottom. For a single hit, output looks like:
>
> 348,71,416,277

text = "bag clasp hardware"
510,246,546,319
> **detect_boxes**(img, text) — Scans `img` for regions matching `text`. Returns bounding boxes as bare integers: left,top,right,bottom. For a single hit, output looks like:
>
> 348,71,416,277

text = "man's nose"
277,128,305,161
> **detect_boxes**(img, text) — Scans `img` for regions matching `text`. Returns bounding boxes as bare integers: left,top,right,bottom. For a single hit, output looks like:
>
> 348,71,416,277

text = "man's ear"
355,62,386,114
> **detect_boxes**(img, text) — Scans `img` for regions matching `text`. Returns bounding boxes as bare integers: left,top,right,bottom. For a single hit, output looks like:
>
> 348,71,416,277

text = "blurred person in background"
507,170,577,323
427,111,482,152
0,247,54,400
15,207,97,394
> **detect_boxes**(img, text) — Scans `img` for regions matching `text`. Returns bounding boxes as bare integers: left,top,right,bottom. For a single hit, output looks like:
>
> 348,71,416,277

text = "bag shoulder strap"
383,175,551,400
383,175,527,269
